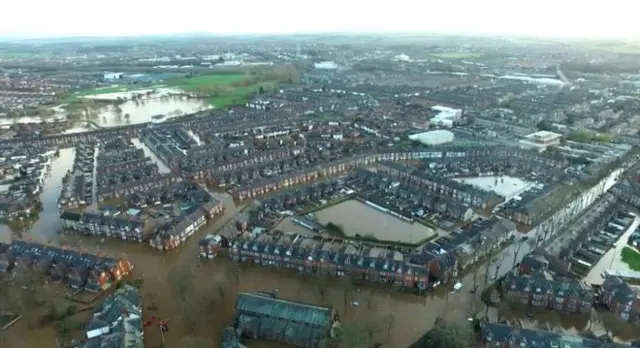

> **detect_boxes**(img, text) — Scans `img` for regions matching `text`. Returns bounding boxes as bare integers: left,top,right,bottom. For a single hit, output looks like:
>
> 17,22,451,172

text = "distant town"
0,34,639,348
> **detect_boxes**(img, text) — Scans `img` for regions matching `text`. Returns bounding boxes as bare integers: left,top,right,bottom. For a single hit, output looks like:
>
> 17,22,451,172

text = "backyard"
621,246,640,271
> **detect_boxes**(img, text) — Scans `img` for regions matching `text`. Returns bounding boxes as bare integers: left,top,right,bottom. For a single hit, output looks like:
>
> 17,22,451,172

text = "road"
556,64,571,85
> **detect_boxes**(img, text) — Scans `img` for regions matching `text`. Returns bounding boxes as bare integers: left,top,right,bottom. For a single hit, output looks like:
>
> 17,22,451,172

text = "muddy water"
131,138,172,174
314,200,436,244
95,98,209,127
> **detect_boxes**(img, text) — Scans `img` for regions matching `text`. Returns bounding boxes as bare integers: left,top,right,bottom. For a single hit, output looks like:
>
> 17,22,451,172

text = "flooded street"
314,200,436,244
584,214,640,285
131,138,172,173
4,151,484,347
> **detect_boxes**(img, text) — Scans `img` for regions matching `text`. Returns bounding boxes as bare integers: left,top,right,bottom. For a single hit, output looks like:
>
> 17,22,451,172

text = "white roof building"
408,130,455,146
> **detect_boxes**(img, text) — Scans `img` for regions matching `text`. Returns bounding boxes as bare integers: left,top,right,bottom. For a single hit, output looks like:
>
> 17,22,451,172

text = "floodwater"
3,156,628,347
0,148,76,243
314,200,436,244
584,214,640,285
94,97,210,127
0,95,210,129
131,138,172,174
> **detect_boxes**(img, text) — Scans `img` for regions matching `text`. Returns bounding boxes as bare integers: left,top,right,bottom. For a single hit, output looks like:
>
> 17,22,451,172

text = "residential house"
601,276,640,323
501,271,593,313
480,322,629,348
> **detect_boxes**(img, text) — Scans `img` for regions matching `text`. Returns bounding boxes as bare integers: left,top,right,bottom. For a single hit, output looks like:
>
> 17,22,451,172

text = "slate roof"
236,291,333,344
482,323,628,348
84,284,143,348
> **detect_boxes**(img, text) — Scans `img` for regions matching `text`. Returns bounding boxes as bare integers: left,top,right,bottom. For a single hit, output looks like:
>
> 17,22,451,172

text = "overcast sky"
2,0,638,39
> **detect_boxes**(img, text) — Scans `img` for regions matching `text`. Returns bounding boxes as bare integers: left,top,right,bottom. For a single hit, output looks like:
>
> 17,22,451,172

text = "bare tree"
511,238,525,270
425,318,476,348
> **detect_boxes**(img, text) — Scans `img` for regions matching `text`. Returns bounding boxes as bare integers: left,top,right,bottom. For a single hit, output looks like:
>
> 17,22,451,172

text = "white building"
314,61,339,70
408,130,455,146
430,105,462,128
518,130,563,152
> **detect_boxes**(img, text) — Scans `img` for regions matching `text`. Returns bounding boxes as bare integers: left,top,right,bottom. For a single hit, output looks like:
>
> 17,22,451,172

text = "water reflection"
95,98,210,127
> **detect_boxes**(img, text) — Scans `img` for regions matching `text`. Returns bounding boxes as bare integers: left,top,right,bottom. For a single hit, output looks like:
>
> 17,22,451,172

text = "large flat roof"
525,130,562,141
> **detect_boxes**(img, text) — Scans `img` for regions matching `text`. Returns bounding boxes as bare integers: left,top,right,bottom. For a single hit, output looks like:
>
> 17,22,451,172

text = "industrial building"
518,130,562,152
234,291,337,347
429,105,462,128
408,130,454,146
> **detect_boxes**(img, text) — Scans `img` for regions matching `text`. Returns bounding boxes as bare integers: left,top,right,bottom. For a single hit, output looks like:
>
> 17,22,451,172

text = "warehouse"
408,130,455,146
235,291,336,347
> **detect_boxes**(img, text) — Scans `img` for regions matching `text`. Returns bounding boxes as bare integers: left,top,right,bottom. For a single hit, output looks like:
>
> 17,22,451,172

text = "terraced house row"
501,271,593,313
230,233,431,291
0,241,133,293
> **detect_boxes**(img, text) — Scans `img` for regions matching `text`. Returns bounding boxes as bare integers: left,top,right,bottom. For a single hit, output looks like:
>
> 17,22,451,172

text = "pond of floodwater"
0,95,210,129
92,97,210,127
313,200,436,244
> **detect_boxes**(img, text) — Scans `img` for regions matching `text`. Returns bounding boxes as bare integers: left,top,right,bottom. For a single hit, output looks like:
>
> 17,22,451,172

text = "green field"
431,52,483,59
165,73,276,108
65,72,276,108
621,246,640,271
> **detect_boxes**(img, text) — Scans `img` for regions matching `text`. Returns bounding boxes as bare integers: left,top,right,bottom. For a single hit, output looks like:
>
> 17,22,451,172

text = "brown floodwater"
1,149,476,348
5,151,624,348
314,200,436,244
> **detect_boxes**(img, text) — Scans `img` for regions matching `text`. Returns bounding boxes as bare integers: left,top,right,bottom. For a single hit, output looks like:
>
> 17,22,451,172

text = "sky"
1,0,638,39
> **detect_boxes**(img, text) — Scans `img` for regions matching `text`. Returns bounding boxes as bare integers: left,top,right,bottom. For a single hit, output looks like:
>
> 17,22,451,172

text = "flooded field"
314,200,436,244
0,95,210,129
584,214,640,285
95,97,210,127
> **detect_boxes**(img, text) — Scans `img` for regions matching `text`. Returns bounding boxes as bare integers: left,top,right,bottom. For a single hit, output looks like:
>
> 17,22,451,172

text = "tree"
424,319,475,348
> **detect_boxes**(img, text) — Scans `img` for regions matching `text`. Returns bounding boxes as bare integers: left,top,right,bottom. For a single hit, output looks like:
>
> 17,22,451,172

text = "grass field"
621,246,640,271
165,73,276,108
431,51,483,59
64,73,274,108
